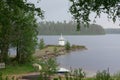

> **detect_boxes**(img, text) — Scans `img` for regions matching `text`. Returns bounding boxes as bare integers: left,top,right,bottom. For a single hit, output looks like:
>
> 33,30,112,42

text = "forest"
38,21,105,35
105,28,120,34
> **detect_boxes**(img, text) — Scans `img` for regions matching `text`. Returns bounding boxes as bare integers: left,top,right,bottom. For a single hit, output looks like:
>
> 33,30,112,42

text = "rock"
33,63,42,71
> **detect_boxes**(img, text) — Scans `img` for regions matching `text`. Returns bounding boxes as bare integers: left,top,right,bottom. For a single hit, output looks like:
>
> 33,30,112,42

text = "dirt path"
16,72,40,80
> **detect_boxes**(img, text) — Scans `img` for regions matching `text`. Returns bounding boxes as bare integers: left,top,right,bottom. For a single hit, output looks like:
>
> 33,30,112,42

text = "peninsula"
34,45,87,59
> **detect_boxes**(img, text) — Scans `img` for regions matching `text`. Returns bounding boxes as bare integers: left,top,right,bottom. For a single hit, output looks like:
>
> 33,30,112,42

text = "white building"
58,34,65,46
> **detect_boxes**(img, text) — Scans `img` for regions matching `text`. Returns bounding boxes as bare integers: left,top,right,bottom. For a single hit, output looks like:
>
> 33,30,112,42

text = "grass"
1,63,118,80
84,78,95,80
0,63,35,75
41,45,64,53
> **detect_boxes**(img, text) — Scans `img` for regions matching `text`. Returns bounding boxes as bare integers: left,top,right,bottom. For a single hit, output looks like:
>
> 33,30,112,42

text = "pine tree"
39,38,45,49
65,41,71,51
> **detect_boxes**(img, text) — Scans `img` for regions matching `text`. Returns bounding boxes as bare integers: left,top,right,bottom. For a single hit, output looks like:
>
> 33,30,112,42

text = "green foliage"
113,72,120,80
0,0,43,63
0,72,2,80
0,76,16,80
105,28,120,34
53,78,59,80
38,21,105,35
95,69,113,80
84,78,95,80
71,68,86,80
0,72,16,80
39,38,45,49
69,0,120,30
10,10,38,63
53,47,57,54
0,63,35,75
56,68,85,80
65,41,71,51
5,76,8,80
39,58,58,80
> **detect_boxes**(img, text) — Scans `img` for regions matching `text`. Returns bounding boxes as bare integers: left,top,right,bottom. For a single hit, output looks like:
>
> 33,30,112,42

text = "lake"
38,34,120,76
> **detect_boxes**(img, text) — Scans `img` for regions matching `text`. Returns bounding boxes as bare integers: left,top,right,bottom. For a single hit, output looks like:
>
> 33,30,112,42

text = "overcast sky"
29,0,119,28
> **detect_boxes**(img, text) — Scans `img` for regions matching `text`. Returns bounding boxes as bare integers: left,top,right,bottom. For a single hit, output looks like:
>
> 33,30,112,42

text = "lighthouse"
58,34,65,46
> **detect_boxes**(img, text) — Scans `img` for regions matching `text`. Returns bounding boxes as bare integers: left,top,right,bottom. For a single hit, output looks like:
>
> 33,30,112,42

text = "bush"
39,58,58,80
39,38,45,49
0,72,2,80
53,47,57,54
61,68,85,80
95,69,113,80
65,41,71,51
113,72,120,80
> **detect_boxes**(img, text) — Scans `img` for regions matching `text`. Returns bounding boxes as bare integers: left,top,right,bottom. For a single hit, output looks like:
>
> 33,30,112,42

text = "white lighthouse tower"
58,33,65,46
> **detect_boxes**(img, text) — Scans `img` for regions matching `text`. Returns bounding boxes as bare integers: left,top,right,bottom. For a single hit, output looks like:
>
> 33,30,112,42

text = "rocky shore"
34,45,87,59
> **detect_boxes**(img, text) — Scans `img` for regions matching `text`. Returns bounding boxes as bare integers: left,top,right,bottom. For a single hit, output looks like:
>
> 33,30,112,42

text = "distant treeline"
105,28,120,34
38,21,105,35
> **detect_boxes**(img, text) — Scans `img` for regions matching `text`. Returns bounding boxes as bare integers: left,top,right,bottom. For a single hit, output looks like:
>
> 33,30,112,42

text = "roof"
57,67,70,73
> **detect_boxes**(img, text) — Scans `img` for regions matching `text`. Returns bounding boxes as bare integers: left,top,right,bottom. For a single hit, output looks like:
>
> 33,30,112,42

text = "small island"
34,44,87,59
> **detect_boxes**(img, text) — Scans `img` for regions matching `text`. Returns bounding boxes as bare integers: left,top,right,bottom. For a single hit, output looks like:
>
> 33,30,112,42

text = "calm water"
38,34,120,76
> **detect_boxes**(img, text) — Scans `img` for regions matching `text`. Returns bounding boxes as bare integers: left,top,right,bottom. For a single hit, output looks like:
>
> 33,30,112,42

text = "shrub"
39,58,58,80
0,72,2,80
65,41,71,51
53,47,57,54
113,72,120,80
95,69,113,80
39,38,45,49
63,68,85,80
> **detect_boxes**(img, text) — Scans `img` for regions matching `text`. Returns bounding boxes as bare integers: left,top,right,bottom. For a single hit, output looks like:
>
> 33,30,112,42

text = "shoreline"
34,45,87,59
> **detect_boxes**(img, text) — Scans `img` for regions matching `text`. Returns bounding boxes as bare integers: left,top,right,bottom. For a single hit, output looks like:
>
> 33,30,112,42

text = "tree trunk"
1,44,9,63
16,43,21,63
0,53,3,62
16,44,19,62
0,25,10,63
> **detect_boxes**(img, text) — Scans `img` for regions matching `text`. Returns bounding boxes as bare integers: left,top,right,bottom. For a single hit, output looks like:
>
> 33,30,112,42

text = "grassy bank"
0,63,35,75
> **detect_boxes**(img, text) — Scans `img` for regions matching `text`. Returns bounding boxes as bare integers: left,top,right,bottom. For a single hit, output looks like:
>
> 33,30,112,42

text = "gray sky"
29,0,119,28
